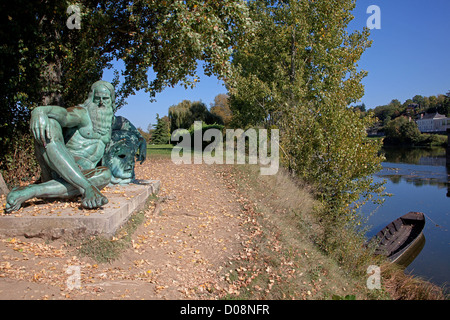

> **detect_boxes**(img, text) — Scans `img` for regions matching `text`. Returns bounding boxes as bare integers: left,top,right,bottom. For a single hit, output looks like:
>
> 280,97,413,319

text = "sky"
104,0,450,130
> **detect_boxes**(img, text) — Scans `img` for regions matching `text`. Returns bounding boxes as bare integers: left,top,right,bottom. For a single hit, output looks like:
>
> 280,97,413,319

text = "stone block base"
0,180,160,239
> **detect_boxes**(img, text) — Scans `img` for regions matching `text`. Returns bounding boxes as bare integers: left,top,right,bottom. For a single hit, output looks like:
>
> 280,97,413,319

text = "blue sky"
105,0,450,130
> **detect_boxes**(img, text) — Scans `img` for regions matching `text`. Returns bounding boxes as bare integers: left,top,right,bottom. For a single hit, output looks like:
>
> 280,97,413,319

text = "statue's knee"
46,118,64,143
101,167,112,182
97,167,112,188
85,166,111,187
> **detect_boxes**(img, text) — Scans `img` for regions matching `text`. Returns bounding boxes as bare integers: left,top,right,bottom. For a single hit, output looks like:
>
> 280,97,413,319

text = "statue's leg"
34,140,55,182
5,166,111,213
5,119,110,213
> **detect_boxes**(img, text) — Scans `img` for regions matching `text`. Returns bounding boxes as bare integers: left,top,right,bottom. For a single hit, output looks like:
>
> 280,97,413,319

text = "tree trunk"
41,59,63,106
0,171,9,195
289,29,296,85
40,19,64,106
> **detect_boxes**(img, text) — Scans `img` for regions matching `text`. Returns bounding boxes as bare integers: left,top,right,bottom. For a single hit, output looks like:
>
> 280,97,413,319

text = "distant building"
416,112,450,133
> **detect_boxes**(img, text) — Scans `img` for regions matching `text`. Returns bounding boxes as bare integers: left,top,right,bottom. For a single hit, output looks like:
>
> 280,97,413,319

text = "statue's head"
87,80,116,112
103,130,140,184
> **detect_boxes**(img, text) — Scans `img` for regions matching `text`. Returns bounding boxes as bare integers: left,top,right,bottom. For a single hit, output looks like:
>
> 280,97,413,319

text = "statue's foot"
81,185,108,209
4,187,34,213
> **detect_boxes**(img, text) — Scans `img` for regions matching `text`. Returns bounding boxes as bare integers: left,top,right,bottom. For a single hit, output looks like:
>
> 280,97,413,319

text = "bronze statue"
5,81,146,213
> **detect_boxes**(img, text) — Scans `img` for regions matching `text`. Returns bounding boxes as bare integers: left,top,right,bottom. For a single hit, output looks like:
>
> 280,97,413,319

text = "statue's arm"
30,106,87,146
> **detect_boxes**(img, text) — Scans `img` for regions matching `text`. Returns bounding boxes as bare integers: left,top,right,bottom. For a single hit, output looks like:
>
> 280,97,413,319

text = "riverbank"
369,132,448,148
215,163,445,300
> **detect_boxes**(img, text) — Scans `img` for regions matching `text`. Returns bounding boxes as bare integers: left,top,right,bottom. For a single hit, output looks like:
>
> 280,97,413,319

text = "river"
363,146,449,290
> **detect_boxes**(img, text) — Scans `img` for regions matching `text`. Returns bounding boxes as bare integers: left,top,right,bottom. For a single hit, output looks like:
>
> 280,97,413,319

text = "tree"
412,95,425,107
1,0,251,110
168,100,223,133
353,103,366,113
228,0,384,223
384,116,421,145
373,104,398,125
210,94,233,126
390,99,402,108
137,127,151,144
152,114,170,145
1,0,251,182
445,91,450,116
435,94,448,116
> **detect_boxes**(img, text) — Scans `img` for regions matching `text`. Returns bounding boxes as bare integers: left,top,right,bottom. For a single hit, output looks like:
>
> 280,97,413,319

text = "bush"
0,132,40,188
384,117,422,145
281,105,385,228
416,133,448,147
171,122,225,151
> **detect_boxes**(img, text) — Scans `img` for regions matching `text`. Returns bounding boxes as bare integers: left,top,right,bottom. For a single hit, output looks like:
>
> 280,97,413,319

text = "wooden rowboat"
371,211,426,267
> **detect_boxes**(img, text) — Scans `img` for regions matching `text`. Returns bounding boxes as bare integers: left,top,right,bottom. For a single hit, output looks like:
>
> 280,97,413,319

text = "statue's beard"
88,102,113,135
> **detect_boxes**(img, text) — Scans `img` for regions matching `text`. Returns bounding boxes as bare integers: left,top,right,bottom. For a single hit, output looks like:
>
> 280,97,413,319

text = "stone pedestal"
0,180,160,239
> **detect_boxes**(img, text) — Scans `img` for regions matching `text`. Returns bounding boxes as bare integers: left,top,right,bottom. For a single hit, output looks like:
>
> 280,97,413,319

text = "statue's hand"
30,109,51,147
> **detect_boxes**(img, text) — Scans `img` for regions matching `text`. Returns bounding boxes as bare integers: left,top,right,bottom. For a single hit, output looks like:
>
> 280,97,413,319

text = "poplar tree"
229,0,385,222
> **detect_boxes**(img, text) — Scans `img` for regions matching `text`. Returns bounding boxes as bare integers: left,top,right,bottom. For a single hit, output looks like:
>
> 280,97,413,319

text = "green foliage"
151,114,171,145
228,0,385,227
282,106,384,223
372,92,450,126
1,0,250,184
168,100,223,133
332,294,356,300
1,0,251,112
384,117,448,147
190,123,225,150
137,127,151,144
384,116,422,145
171,122,224,150
0,133,40,188
420,133,448,147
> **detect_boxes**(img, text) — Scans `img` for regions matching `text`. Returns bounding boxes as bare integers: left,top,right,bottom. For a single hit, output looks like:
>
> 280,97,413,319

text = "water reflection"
396,233,426,269
378,147,450,195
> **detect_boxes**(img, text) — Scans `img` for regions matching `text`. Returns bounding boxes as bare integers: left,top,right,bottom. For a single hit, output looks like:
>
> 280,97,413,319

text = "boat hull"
371,212,426,267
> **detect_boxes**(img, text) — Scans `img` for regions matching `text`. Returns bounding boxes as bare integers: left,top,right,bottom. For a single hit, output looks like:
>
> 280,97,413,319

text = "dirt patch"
0,158,246,299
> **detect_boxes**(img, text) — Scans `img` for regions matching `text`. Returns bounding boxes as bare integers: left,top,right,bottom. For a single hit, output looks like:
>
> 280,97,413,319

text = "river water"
362,146,449,289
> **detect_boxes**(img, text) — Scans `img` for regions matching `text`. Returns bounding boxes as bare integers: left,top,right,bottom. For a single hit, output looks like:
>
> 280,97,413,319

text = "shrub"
0,132,40,188
384,117,422,145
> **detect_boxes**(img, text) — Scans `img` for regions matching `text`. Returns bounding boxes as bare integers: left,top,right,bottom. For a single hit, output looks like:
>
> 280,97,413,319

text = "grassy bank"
147,144,175,158
215,164,383,299
214,163,446,300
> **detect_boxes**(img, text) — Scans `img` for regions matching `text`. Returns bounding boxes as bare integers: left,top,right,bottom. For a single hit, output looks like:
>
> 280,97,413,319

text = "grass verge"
147,144,174,159
75,194,158,263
